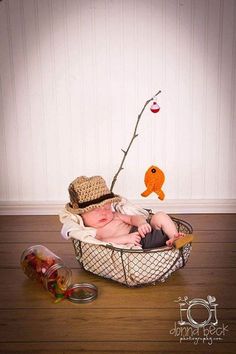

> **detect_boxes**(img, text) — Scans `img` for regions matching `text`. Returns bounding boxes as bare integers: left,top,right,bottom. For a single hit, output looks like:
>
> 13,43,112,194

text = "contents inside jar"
21,248,70,303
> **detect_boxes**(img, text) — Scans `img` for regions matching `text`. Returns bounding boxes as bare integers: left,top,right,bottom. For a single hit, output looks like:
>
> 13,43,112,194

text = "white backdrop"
0,0,236,214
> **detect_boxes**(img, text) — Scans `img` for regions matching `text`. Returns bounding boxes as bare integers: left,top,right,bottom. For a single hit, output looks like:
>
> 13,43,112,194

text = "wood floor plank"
0,231,65,243
0,308,234,342
1,230,235,243
1,242,235,269
171,214,236,231
1,268,235,309
193,230,236,243
0,342,235,353
0,215,61,231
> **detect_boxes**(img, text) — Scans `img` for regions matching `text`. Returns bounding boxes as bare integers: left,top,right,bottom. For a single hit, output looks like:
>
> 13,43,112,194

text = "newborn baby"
81,202,184,248
65,175,187,249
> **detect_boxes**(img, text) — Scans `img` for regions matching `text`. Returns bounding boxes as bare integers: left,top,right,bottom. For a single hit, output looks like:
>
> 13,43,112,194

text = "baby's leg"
150,212,183,246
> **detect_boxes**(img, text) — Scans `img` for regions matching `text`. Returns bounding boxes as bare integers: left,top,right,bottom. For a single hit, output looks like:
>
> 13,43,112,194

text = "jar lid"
66,283,97,303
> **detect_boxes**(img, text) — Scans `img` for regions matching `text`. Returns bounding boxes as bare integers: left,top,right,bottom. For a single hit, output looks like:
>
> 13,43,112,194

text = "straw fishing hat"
65,176,121,214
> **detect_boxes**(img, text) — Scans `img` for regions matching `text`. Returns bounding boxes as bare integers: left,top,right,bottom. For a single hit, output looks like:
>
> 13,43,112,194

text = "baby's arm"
117,213,152,237
96,232,141,246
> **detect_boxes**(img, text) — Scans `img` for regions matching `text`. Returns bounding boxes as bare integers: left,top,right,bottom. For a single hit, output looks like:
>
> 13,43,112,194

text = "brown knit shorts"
129,225,169,249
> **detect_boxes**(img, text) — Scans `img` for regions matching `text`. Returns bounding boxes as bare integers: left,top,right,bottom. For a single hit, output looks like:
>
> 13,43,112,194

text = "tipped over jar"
20,245,72,301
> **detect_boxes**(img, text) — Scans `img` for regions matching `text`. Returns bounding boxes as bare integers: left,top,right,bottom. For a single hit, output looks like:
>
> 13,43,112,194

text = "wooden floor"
0,214,236,353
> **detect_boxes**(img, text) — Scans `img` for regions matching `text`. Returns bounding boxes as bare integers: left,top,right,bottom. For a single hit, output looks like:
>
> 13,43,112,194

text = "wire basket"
72,216,193,287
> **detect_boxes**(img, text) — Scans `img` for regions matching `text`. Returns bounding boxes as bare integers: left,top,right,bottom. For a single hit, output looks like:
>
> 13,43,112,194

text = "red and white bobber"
150,100,160,113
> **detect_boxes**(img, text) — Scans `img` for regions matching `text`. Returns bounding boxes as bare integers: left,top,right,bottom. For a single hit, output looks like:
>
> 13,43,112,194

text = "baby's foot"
166,233,185,247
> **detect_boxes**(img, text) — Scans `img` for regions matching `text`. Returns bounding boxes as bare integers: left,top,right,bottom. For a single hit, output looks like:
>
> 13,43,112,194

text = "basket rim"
98,243,172,253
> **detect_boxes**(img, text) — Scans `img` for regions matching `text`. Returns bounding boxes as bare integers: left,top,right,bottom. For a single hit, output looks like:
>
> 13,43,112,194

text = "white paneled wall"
0,0,236,213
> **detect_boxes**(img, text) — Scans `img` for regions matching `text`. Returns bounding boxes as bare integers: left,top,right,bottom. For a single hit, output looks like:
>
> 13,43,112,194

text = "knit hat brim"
65,194,122,214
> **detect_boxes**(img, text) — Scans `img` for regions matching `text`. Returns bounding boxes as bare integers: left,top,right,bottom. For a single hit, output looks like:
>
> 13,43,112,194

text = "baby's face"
82,203,113,228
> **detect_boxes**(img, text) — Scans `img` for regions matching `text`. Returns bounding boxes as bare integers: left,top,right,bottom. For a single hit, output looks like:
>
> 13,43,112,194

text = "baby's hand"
138,223,152,237
129,232,142,246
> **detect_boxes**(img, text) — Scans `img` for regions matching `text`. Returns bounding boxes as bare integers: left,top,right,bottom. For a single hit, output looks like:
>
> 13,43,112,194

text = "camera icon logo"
176,295,218,328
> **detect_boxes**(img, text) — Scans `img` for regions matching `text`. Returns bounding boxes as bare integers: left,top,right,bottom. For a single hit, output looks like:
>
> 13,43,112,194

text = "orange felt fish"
141,165,165,200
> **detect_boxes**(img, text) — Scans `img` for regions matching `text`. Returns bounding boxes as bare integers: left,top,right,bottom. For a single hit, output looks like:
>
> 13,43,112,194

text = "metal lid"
66,283,97,303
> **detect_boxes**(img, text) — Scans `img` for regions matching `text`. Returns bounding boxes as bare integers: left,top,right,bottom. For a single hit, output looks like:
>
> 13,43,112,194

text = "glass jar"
20,245,72,301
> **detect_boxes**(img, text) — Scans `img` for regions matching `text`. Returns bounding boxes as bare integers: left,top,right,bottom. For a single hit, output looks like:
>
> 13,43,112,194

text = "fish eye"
151,168,156,173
